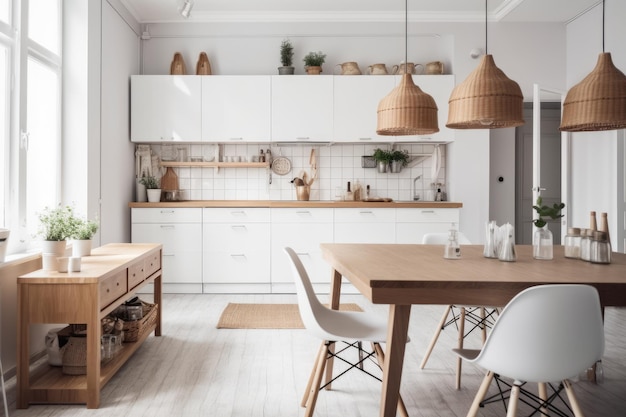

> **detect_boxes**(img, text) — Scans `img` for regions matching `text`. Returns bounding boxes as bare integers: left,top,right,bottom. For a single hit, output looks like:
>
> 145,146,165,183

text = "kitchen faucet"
413,175,421,200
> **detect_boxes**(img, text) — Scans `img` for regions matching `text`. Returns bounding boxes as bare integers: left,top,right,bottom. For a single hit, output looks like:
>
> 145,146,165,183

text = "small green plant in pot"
37,204,81,258
372,148,392,173
278,39,294,75
141,175,162,203
532,196,565,260
303,51,326,74
71,216,99,257
390,149,410,173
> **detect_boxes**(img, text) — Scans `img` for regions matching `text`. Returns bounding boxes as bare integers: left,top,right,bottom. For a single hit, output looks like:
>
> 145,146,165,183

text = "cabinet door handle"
160,210,175,214
296,211,312,216
229,137,243,141
160,225,175,229
230,254,247,260
296,137,310,141
420,210,435,214
230,211,247,217
296,252,310,257
359,211,374,215
231,225,247,231
358,137,372,141
163,254,175,257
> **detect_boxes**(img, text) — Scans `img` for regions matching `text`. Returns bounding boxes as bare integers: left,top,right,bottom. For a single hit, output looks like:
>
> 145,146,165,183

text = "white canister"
0,228,9,263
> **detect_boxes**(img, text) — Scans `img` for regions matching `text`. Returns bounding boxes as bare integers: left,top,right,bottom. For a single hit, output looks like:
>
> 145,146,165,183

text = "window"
0,0,61,254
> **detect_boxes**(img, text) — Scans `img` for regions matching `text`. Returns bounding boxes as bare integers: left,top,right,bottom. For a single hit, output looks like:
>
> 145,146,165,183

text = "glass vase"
533,224,553,260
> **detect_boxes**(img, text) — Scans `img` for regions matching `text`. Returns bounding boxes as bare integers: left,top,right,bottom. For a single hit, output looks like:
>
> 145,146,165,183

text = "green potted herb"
303,51,326,74
37,204,80,257
372,148,393,173
390,149,410,173
140,175,161,202
71,216,99,257
278,39,294,75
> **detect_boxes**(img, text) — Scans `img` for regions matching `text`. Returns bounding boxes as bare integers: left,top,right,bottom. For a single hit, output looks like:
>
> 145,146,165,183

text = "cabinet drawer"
396,208,459,223
128,261,146,289
334,208,395,223
204,208,270,223
132,223,202,255
100,270,128,308
203,252,270,284
132,208,202,223
271,208,333,223
144,251,161,277
204,223,269,252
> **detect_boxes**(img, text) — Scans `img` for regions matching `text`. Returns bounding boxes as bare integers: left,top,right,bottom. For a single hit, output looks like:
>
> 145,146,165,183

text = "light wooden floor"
6,293,626,417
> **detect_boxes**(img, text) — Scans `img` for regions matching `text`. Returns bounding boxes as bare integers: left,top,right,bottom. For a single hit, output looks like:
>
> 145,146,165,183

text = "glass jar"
580,228,591,262
533,224,553,260
590,231,611,264
564,227,581,259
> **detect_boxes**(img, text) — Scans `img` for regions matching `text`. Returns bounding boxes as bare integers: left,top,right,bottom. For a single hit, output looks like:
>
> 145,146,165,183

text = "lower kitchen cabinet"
396,208,460,243
131,208,202,293
270,208,334,293
334,208,396,243
203,208,271,293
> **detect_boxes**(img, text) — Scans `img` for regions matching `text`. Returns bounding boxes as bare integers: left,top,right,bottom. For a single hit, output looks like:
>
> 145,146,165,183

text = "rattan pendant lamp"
376,0,439,136
446,0,523,129
560,0,626,132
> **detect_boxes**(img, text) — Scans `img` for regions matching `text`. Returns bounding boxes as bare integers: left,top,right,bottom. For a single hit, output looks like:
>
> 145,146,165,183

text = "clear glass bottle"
564,227,581,259
444,223,461,259
580,228,591,262
533,224,553,260
590,231,611,264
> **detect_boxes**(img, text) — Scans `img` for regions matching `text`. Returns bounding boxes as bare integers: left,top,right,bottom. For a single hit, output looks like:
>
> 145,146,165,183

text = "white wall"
565,1,626,251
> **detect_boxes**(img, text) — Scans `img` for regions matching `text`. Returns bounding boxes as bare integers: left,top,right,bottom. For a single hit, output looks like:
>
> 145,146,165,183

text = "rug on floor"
216,302,363,329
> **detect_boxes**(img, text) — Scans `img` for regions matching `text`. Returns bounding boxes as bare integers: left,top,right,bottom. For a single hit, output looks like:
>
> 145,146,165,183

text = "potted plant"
372,148,392,173
37,204,80,258
390,149,410,173
532,196,565,260
71,216,99,257
278,39,294,75
303,51,326,75
140,175,161,202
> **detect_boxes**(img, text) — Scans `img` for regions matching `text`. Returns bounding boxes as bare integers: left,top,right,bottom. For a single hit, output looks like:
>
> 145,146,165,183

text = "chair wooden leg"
302,343,326,407
456,307,466,390
563,379,586,417
373,343,409,417
303,342,330,417
467,371,494,417
506,384,521,417
538,382,548,416
420,305,452,369
479,307,487,343
324,342,336,390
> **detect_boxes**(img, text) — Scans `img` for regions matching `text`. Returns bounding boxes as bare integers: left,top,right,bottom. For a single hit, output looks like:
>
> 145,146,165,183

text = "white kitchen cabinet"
388,75,456,143
130,75,202,142
201,76,271,142
334,208,396,243
271,75,334,142
270,208,334,292
131,208,203,293
395,208,460,243
333,75,396,143
203,208,271,293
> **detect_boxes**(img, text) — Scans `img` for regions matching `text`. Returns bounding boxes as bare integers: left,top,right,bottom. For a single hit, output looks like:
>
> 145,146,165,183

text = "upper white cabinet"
271,75,334,142
131,75,202,142
201,76,271,142
333,76,395,143
390,75,455,143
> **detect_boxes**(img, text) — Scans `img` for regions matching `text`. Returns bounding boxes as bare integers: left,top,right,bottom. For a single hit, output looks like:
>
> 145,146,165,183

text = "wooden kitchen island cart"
17,243,163,409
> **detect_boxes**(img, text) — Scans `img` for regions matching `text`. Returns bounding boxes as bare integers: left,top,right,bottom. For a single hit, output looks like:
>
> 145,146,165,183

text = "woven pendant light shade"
560,52,626,132
376,74,439,135
447,54,524,129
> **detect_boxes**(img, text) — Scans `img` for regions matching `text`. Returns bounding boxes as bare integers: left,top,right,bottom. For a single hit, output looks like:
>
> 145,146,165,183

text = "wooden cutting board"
161,167,179,191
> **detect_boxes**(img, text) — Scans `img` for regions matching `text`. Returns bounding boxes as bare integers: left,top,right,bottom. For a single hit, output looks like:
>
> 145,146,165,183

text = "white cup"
57,257,69,273
70,257,82,272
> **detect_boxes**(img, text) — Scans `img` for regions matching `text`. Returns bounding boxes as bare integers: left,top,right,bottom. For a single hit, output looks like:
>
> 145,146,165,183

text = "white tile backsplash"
148,143,447,202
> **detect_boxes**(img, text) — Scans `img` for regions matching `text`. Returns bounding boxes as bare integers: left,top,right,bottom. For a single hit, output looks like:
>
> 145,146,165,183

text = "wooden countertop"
128,200,462,209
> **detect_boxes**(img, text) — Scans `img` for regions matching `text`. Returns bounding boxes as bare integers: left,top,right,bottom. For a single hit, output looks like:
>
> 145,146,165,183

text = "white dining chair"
284,247,409,417
454,284,604,417
419,232,499,390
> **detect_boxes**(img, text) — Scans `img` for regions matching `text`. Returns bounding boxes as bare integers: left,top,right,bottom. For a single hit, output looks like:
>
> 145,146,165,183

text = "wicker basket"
122,302,158,343
62,336,87,375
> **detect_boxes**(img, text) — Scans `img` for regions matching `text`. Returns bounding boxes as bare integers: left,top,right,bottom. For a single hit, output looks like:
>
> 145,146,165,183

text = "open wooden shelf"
161,161,269,169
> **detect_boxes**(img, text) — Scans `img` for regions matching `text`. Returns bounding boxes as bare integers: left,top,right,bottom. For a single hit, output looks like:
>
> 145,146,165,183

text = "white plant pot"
147,189,162,203
41,240,67,257
136,179,147,202
72,239,92,257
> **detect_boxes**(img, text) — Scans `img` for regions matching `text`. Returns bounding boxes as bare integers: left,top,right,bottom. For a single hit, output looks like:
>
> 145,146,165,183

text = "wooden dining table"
320,243,626,417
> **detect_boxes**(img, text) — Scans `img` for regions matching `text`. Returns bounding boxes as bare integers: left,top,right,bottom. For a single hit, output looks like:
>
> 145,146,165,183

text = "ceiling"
121,0,601,24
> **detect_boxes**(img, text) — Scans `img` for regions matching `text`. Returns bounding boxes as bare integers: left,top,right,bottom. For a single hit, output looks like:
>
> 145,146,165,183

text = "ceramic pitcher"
336,62,362,75
392,62,424,75
368,63,388,75
425,61,444,74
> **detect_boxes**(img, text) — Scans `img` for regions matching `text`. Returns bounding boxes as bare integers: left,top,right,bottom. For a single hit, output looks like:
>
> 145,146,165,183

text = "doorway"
515,102,562,244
